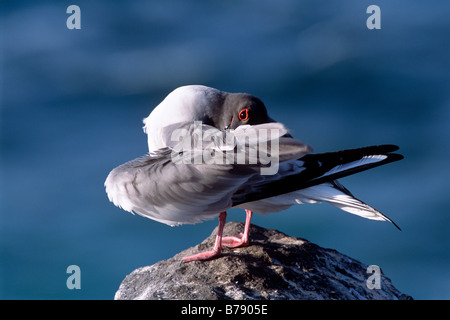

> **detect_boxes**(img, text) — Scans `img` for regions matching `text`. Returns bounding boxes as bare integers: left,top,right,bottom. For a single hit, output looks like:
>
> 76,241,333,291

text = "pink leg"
221,209,253,248
182,211,227,263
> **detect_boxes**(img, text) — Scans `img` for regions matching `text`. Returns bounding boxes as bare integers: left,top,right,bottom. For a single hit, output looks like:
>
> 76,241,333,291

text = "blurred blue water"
1,0,449,299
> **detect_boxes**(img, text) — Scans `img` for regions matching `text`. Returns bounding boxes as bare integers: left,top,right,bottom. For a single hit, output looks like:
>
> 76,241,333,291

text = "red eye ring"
238,108,249,121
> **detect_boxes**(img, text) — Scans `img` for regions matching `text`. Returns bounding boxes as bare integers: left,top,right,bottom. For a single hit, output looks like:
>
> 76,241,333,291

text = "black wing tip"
311,144,403,160
356,144,404,164
380,144,400,153
357,144,404,166
389,152,404,161
358,144,401,156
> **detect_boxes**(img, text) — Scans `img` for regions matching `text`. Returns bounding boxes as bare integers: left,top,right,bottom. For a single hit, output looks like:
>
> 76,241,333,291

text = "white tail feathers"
295,182,399,229
325,194,388,222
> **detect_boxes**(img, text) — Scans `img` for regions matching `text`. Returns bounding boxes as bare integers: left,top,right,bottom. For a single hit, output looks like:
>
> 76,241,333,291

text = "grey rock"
115,222,411,300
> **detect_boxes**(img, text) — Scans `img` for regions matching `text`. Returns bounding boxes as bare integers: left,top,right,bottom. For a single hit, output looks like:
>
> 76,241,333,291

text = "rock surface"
115,222,411,300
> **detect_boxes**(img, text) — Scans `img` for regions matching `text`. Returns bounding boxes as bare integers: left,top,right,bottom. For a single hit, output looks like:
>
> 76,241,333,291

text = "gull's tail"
295,180,402,230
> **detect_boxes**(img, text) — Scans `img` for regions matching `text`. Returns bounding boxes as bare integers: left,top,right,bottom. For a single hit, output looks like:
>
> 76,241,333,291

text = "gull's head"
211,90,272,131
143,85,274,151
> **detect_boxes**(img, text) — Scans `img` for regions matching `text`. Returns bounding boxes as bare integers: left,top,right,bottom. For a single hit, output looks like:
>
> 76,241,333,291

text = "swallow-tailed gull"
105,85,403,262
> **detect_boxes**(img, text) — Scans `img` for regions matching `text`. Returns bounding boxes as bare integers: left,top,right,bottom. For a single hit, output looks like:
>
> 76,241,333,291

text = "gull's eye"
238,108,249,121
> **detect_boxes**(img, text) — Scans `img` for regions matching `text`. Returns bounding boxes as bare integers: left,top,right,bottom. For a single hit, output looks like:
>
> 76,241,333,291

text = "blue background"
1,0,449,299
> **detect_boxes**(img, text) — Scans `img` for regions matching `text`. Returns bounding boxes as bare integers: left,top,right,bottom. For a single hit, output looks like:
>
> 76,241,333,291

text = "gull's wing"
105,121,403,228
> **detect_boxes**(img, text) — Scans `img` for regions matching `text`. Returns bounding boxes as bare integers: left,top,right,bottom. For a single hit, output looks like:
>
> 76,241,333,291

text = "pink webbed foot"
182,210,254,262
221,233,249,248
222,209,252,248
182,248,222,262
